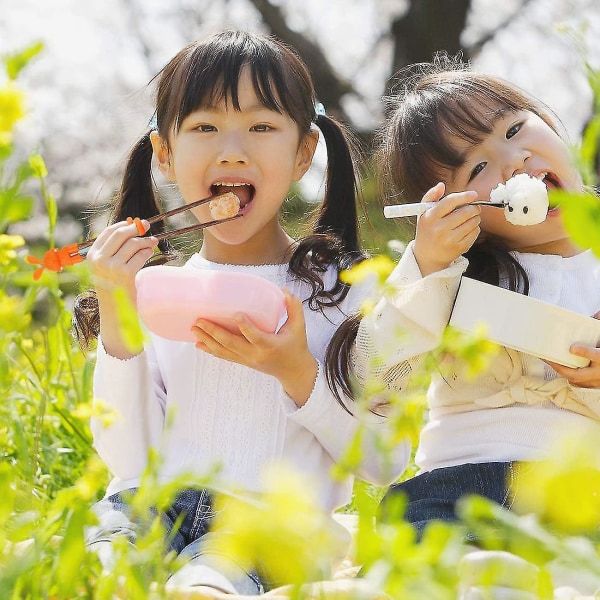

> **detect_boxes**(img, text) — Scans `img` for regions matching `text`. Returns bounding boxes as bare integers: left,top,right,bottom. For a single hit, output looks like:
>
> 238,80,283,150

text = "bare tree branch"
467,0,535,58
246,0,354,121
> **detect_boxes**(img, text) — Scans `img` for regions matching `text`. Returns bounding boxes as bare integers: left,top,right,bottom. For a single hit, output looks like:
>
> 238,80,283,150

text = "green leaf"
46,193,57,230
580,114,600,186
55,506,88,593
0,464,16,525
28,154,47,179
551,190,600,256
3,42,44,80
0,192,33,230
113,286,145,353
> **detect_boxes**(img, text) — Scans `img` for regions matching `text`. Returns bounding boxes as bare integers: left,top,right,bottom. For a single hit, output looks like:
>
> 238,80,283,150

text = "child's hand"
546,343,600,388
546,310,600,388
86,219,157,358
87,219,157,299
413,182,480,276
192,289,318,407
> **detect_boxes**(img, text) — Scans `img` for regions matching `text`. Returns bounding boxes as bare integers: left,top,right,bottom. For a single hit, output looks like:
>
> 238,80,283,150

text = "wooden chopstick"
146,193,222,224
76,193,239,251
152,213,243,241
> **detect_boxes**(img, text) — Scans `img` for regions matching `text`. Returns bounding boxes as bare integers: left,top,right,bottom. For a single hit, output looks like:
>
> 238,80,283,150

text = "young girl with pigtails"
73,30,409,594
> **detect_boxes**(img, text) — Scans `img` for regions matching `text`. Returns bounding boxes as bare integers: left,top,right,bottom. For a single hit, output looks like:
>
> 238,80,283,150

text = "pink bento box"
136,266,287,342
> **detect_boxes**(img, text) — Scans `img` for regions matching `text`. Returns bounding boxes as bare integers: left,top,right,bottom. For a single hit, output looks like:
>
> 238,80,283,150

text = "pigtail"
289,114,369,409
324,313,361,413
289,114,367,309
311,114,361,254
72,132,176,350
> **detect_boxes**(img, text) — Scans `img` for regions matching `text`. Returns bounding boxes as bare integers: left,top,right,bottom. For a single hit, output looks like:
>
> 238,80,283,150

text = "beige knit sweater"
353,242,600,473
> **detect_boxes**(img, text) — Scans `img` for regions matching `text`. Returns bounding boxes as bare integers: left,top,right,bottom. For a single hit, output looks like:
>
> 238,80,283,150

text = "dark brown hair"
376,53,563,289
73,30,366,346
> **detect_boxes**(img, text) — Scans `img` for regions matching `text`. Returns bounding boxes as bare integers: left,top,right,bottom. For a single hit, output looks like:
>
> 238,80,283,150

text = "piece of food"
208,192,240,220
490,173,549,226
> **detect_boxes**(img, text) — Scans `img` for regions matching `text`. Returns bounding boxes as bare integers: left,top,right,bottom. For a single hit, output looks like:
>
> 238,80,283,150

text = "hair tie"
315,102,326,117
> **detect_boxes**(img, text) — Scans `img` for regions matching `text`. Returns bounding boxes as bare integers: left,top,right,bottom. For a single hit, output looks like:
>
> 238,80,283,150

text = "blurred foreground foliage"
1,44,600,599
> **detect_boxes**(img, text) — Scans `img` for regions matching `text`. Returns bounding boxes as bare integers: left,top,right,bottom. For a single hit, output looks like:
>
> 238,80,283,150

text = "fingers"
192,319,231,356
279,288,304,330
414,186,481,275
91,219,151,254
192,289,304,377
421,181,446,203
546,344,600,388
422,185,478,218
87,219,157,280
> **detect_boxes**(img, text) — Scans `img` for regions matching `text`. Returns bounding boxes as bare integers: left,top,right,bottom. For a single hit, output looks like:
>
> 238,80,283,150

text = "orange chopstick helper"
26,218,145,280
26,193,241,280
26,243,86,280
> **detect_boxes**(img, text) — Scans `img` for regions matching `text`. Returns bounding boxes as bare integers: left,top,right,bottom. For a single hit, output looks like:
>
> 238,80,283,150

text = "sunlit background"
2,0,599,247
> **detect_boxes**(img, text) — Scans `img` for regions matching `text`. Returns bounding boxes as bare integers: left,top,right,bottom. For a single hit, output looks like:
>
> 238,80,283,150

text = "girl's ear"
292,129,319,181
150,131,175,181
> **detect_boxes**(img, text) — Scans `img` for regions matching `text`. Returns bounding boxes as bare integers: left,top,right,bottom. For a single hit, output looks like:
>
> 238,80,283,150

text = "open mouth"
539,172,562,212
211,182,255,212
540,172,561,191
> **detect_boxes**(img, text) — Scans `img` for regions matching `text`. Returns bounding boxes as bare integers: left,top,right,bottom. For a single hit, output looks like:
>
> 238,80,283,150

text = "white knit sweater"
354,242,600,473
92,255,410,511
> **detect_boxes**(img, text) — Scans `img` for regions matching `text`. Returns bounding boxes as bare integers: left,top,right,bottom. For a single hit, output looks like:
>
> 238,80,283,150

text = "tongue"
214,185,252,208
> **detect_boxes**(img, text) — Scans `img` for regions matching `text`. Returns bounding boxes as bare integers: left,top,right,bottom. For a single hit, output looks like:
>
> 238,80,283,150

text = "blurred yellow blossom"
340,254,395,286
72,398,118,428
0,292,30,331
514,425,600,533
0,234,25,266
29,154,47,178
441,325,499,379
74,456,108,501
208,465,348,586
0,82,26,145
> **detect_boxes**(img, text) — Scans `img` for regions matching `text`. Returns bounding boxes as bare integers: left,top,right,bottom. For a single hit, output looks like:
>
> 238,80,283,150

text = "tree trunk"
247,0,353,121
390,0,472,85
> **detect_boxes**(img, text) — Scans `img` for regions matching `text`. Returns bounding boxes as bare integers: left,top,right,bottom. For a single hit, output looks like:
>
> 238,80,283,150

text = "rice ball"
490,174,549,226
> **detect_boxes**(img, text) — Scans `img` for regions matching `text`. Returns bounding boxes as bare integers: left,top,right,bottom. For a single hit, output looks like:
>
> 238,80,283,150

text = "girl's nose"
502,148,532,180
218,134,248,165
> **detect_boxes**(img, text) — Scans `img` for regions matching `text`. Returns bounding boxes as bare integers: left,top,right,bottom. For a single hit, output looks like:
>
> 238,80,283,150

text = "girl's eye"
196,124,216,133
506,122,522,139
251,124,273,132
469,162,486,181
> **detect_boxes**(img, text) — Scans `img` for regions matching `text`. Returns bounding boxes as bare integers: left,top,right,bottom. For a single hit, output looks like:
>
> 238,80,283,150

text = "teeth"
213,182,250,187
536,173,547,181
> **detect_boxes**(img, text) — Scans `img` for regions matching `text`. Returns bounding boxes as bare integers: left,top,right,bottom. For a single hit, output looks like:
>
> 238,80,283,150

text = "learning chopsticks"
26,193,241,280
383,200,505,219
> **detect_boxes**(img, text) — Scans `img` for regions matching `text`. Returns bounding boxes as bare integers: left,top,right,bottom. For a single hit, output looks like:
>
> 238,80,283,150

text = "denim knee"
379,462,514,538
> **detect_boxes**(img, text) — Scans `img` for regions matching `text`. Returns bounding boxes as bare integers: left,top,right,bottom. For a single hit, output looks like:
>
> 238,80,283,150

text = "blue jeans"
380,462,516,540
85,488,264,594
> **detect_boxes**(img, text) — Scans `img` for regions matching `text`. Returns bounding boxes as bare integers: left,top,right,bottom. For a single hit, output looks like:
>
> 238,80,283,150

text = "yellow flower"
0,82,26,142
208,465,348,586
72,398,118,428
340,254,395,286
74,456,108,501
0,234,25,266
0,292,30,331
514,426,600,533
